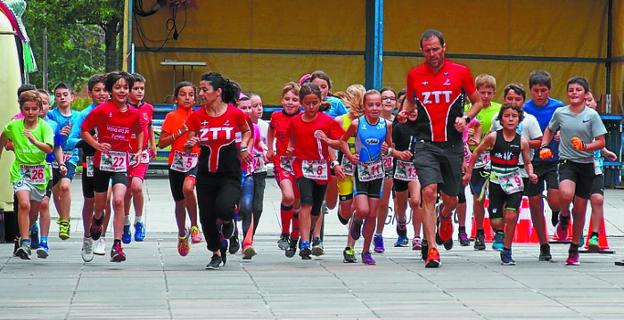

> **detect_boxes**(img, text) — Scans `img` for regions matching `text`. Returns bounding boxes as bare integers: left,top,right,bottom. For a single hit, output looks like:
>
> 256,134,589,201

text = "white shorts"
13,180,46,202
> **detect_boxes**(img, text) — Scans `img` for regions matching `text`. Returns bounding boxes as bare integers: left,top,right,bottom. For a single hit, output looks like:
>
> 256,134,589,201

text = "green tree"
23,0,124,92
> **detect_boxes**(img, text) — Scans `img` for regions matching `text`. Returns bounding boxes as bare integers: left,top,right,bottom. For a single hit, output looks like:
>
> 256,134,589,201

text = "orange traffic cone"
470,197,494,241
513,197,537,243
580,217,615,254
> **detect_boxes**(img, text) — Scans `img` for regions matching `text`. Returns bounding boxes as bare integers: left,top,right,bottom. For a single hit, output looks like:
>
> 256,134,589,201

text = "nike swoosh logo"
582,119,590,123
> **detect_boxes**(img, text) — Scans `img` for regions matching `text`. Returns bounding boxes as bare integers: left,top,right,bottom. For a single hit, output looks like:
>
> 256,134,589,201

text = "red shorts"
274,166,300,199
128,162,149,180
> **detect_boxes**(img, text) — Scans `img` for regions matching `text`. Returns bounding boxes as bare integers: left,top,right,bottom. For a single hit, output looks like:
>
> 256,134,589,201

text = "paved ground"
1,174,624,319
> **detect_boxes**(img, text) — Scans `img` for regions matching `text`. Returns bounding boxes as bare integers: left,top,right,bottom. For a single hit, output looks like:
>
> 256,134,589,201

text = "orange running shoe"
425,247,441,268
438,217,453,242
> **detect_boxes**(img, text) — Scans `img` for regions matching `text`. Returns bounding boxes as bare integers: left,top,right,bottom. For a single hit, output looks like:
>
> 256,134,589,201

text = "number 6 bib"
21,164,46,185
357,160,384,182
100,151,128,172
302,160,328,180
394,160,418,181
171,151,198,173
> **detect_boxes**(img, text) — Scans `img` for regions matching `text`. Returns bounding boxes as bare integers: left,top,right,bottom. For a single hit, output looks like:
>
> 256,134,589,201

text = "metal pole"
605,0,612,113
42,27,47,90
364,0,384,89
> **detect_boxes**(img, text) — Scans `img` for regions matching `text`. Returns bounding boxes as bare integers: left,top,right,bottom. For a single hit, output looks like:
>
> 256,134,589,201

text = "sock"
124,215,131,225
591,231,599,238
569,243,579,253
280,204,294,236
135,216,142,224
458,226,466,233
477,229,484,236
290,211,300,240
40,236,48,244
375,233,382,237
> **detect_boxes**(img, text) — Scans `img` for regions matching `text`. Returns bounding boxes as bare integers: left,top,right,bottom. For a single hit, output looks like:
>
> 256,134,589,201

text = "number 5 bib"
100,151,128,172
171,151,198,173
357,160,384,182
302,160,328,180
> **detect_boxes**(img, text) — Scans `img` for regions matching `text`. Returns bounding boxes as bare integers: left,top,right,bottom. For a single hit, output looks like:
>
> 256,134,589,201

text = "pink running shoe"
190,226,203,244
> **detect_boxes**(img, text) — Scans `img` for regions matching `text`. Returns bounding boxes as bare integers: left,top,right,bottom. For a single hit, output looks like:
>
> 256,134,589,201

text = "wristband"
240,146,248,152
463,115,471,123
59,163,67,167
330,160,339,169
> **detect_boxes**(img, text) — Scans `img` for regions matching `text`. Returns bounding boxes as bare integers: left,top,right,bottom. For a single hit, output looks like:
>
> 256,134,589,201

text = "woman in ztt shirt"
286,83,344,260
184,72,252,270
81,71,145,263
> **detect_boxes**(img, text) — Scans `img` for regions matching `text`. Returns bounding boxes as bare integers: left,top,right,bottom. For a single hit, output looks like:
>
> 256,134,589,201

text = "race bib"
594,157,603,176
86,156,94,177
254,154,267,173
53,151,73,169
357,160,384,182
171,151,198,173
497,171,523,194
302,160,328,180
475,152,491,168
21,164,46,185
382,156,393,173
140,149,150,164
280,156,295,175
340,156,354,176
100,151,127,172
394,160,418,181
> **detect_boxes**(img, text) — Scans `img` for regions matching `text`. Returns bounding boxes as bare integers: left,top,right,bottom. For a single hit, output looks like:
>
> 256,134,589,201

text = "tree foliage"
23,0,124,92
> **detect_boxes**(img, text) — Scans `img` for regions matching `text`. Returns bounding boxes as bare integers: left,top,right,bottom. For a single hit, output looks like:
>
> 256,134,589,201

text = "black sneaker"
206,255,223,270
229,234,240,254
299,241,312,260
220,239,228,266
342,247,357,263
277,234,290,250
221,221,235,239
90,221,103,241
285,238,298,258
443,239,453,251
311,237,324,256
474,233,486,251
421,239,429,261
30,223,39,250
539,244,552,261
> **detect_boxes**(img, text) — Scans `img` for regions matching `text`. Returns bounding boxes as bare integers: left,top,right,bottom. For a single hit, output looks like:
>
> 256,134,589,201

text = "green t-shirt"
465,101,502,137
3,118,54,189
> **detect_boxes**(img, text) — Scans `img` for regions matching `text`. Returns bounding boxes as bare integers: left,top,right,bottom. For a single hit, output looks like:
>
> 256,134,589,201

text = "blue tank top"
355,116,387,163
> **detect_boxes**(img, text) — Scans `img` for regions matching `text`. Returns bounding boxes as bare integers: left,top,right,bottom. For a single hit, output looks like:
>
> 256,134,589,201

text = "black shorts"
51,163,76,187
591,174,604,196
296,178,328,217
488,182,523,220
168,167,198,202
412,141,463,196
81,168,95,199
354,170,383,198
469,167,489,196
93,167,127,193
558,160,595,200
525,162,559,197
45,180,52,198
458,185,466,204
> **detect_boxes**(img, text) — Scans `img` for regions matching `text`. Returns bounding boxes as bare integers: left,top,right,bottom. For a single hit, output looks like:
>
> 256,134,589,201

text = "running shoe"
190,226,203,244
615,260,624,266
285,238,297,258
122,224,132,244
134,221,145,242
220,239,228,266
459,230,470,246
177,235,190,257
395,235,409,247
228,234,240,254
110,242,126,263
373,234,385,253
81,238,94,262
242,246,257,260
588,234,600,252
343,247,357,263
361,252,376,265
30,222,39,249
206,255,223,270
93,237,106,255
424,247,441,268
15,240,31,260
556,214,570,240
492,232,504,251
411,237,422,250
36,241,49,259
350,218,363,241
566,250,580,266
221,220,235,239
299,241,312,260
90,221,102,241
421,239,429,261
539,244,552,261
58,218,70,240
551,211,559,227
443,239,453,251
437,217,453,242
311,237,324,256
396,222,407,238
277,234,290,250
500,248,516,266
474,233,486,251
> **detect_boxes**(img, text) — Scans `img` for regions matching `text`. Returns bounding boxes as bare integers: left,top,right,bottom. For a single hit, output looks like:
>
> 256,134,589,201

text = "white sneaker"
93,237,106,255
81,237,94,262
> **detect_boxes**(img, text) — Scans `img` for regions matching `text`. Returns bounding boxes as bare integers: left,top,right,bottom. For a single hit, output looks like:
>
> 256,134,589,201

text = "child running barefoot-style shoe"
134,221,145,242
361,252,376,265
343,247,357,263
373,234,385,253
122,224,132,244
190,225,203,244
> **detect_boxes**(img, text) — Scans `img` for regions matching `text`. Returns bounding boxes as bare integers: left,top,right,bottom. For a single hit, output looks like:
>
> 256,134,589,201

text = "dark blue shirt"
523,97,564,163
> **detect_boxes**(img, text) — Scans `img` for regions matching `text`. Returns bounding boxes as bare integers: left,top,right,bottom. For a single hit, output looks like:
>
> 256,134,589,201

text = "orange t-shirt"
161,107,200,165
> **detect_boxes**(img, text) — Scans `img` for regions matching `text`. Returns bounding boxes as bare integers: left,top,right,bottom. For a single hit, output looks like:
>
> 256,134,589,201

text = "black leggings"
296,177,327,217
251,172,267,235
196,173,241,252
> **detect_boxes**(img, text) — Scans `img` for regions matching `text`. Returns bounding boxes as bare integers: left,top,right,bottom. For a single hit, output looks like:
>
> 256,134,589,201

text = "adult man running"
402,29,483,268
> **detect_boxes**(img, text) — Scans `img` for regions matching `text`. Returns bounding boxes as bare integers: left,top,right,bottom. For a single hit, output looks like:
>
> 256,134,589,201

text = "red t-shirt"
406,59,476,143
270,110,300,158
186,105,248,175
288,112,344,183
80,101,143,168
129,102,154,150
